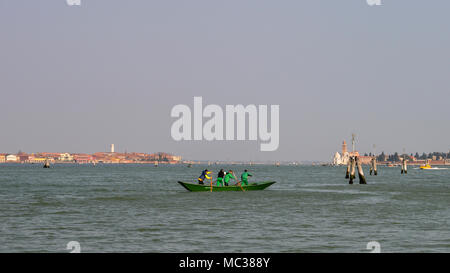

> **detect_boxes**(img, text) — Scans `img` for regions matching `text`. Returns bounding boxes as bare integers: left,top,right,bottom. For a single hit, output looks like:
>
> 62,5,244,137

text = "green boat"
178,181,276,192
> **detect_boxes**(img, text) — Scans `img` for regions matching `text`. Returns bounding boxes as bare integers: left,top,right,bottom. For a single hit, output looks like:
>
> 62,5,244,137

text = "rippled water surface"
0,164,449,252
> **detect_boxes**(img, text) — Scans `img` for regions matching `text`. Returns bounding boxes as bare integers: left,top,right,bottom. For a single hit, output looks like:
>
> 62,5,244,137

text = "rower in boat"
240,170,253,186
197,169,211,185
216,169,225,186
224,170,237,186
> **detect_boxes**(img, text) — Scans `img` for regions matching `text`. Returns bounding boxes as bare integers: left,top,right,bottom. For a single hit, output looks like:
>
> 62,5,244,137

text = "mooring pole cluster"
345,135,367,184
43,159,50,168
401,158,408,174
370,157,378,176
347,156,367,184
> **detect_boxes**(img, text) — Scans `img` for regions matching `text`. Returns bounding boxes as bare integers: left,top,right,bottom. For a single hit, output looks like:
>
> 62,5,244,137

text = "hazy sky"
1,0,450,161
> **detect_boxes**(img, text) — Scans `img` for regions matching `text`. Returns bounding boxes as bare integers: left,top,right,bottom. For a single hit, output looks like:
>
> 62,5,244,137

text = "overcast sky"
1,0,449,161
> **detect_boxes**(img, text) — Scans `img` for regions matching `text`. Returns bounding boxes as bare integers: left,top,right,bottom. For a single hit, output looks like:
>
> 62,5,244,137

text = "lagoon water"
0,164,449,252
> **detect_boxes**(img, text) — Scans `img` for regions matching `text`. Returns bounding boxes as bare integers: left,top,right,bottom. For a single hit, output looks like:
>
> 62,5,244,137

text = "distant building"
0,154,6,163
333,151,344,165
332,140,364,165
172,155,182,162
6,154,18,162
149,152,182,163
111,144,115,153
28,156,49,163
59,153,74,162
342,140,348,155
358,156,372,165
333,141,350,165
73,154,93,164
18,154,30,162
38,153,61,160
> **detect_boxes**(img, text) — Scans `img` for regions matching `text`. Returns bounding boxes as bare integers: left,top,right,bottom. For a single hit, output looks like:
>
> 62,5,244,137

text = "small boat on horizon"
420,163,432,169
419,163,441,170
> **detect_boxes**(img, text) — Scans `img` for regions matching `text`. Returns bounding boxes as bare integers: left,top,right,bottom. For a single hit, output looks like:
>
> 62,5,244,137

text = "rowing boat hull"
178,181,276,192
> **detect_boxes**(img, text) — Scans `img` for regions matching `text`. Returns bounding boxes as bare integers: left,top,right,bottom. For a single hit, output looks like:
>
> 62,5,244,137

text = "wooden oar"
210,178,213,192
235,177,245,192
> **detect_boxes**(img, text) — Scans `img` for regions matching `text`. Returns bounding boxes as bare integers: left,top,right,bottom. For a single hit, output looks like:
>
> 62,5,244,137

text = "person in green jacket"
216,169,225,186
240,170,253,186
223,170,237,186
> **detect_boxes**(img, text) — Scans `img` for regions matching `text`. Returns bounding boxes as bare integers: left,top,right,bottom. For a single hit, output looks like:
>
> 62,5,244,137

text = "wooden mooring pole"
370,158,373,175
373,157,378,175
349,157,356,184
346,159,351,179
356,156,367,184
370,157,378,176
401,159,408,174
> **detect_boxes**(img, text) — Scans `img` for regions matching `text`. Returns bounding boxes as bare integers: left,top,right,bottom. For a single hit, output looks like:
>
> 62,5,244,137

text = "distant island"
0,151,182,164
332,141,450,166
